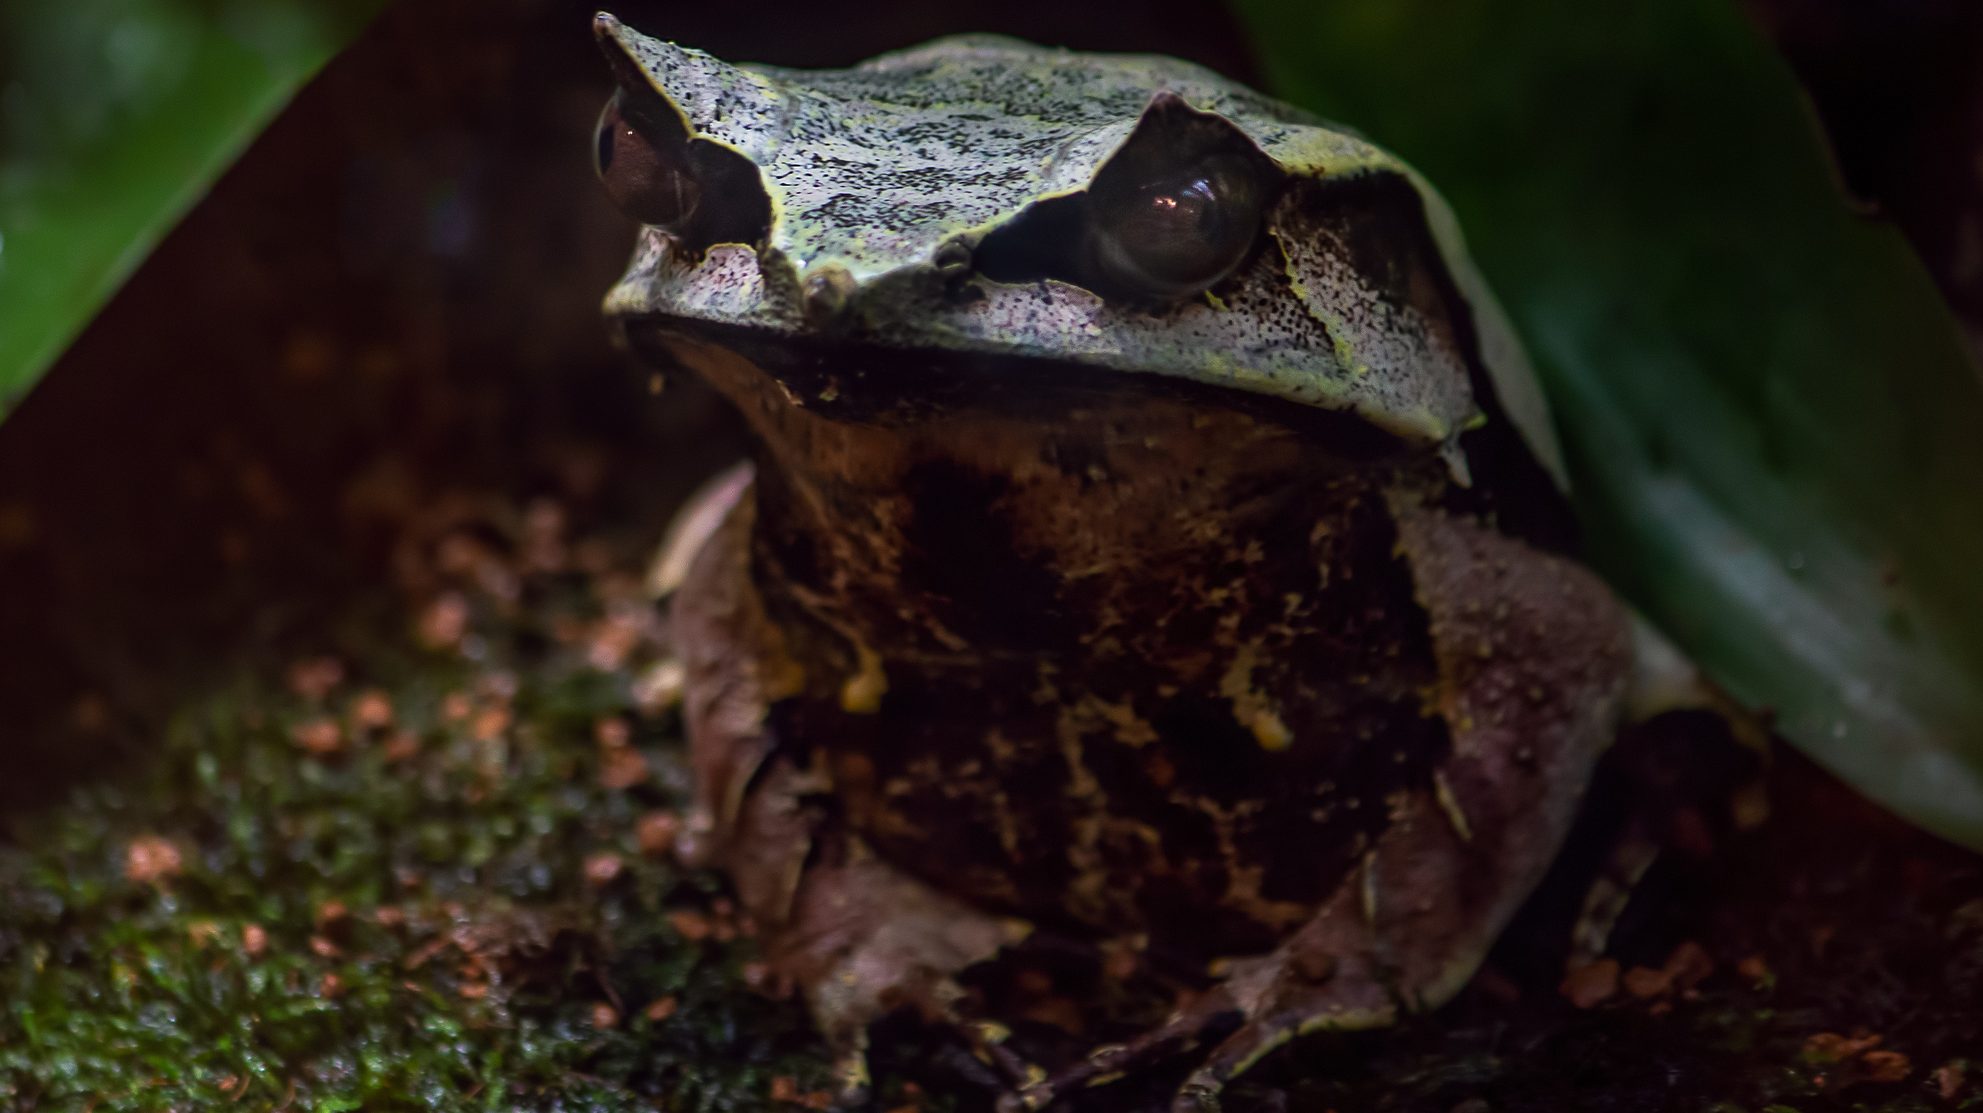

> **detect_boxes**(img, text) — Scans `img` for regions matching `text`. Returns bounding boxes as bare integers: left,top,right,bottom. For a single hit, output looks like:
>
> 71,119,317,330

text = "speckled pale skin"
597,15,1632,1111
596,16,1564,482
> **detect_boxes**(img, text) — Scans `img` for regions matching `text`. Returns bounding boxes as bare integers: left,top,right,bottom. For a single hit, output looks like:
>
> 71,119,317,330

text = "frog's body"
595,16,1635,1109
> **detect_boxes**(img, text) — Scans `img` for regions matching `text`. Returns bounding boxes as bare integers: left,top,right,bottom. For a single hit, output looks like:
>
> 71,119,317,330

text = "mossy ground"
3,487,1979,1113
0,505,836,1112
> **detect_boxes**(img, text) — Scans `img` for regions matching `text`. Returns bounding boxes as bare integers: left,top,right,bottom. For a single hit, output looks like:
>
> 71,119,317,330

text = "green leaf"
1235,0,1983,847
0,0,386,419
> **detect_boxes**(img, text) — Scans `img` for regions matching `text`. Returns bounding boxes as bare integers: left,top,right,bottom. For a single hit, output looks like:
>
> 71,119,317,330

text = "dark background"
0,0,1262,807
0,0,1976,807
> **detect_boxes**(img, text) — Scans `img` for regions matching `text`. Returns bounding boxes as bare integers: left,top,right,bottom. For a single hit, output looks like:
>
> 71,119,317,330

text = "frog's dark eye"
1086,152,1262,301
594,91,699,228
974,96,1276,303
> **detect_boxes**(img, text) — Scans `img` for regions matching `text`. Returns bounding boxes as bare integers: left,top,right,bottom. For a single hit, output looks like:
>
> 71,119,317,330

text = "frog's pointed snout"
593,11,652,97
590,16,788,156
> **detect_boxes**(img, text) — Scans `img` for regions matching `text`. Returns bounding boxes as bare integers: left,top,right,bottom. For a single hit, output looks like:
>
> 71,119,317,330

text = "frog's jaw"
606,225,1481,457
626,316,1422,459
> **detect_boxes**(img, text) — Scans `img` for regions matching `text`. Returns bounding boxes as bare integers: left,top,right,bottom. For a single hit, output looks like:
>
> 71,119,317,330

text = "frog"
591,13,1655,1110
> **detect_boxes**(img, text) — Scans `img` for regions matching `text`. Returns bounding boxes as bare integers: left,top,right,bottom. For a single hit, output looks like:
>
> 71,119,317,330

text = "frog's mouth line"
617,312,1419,464
617,312,1582,558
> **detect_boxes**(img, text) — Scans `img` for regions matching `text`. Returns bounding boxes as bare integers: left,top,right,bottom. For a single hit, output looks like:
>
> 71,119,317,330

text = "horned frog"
593,13,1679,1109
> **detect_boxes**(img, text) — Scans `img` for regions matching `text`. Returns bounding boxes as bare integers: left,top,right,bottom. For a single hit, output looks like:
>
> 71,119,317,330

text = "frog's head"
593,13,1561,479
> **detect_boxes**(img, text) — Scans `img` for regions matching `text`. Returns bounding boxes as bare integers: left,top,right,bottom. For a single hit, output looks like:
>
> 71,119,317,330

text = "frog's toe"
1171,1074,1224,1112
999,987,1242,1111
956,1018,1047,1093
1164,1013,1300,1113
827,1039,872,1110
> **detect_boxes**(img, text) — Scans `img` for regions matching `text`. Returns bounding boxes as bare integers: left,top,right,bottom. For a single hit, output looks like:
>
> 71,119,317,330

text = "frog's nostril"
804,267,859,327
932,239,974,277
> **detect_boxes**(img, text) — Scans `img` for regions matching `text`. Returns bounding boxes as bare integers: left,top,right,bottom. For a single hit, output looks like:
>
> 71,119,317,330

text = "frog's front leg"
664,465,1026,1099
1012,501,1632,1112
1181,502,1629,1110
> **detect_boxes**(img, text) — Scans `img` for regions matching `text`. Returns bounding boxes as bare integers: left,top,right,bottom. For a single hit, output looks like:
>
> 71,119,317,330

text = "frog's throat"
667,328,1481,956
658,329,1441,668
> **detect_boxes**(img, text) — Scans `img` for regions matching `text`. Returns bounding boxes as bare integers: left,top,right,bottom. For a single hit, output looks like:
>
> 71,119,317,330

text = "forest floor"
3,478,1978,1113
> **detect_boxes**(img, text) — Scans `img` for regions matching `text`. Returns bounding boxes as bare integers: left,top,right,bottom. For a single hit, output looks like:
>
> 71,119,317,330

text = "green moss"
0,594,831,1111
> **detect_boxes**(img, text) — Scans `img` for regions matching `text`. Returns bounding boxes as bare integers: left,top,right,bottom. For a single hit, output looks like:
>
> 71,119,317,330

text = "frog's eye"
974,95,1275,303
594,91,699,228
1087,152,1262,301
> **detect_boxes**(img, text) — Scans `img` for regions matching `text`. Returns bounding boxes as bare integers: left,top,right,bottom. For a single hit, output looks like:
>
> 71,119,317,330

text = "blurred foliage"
1236,0,1983,848
0,0,385,418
